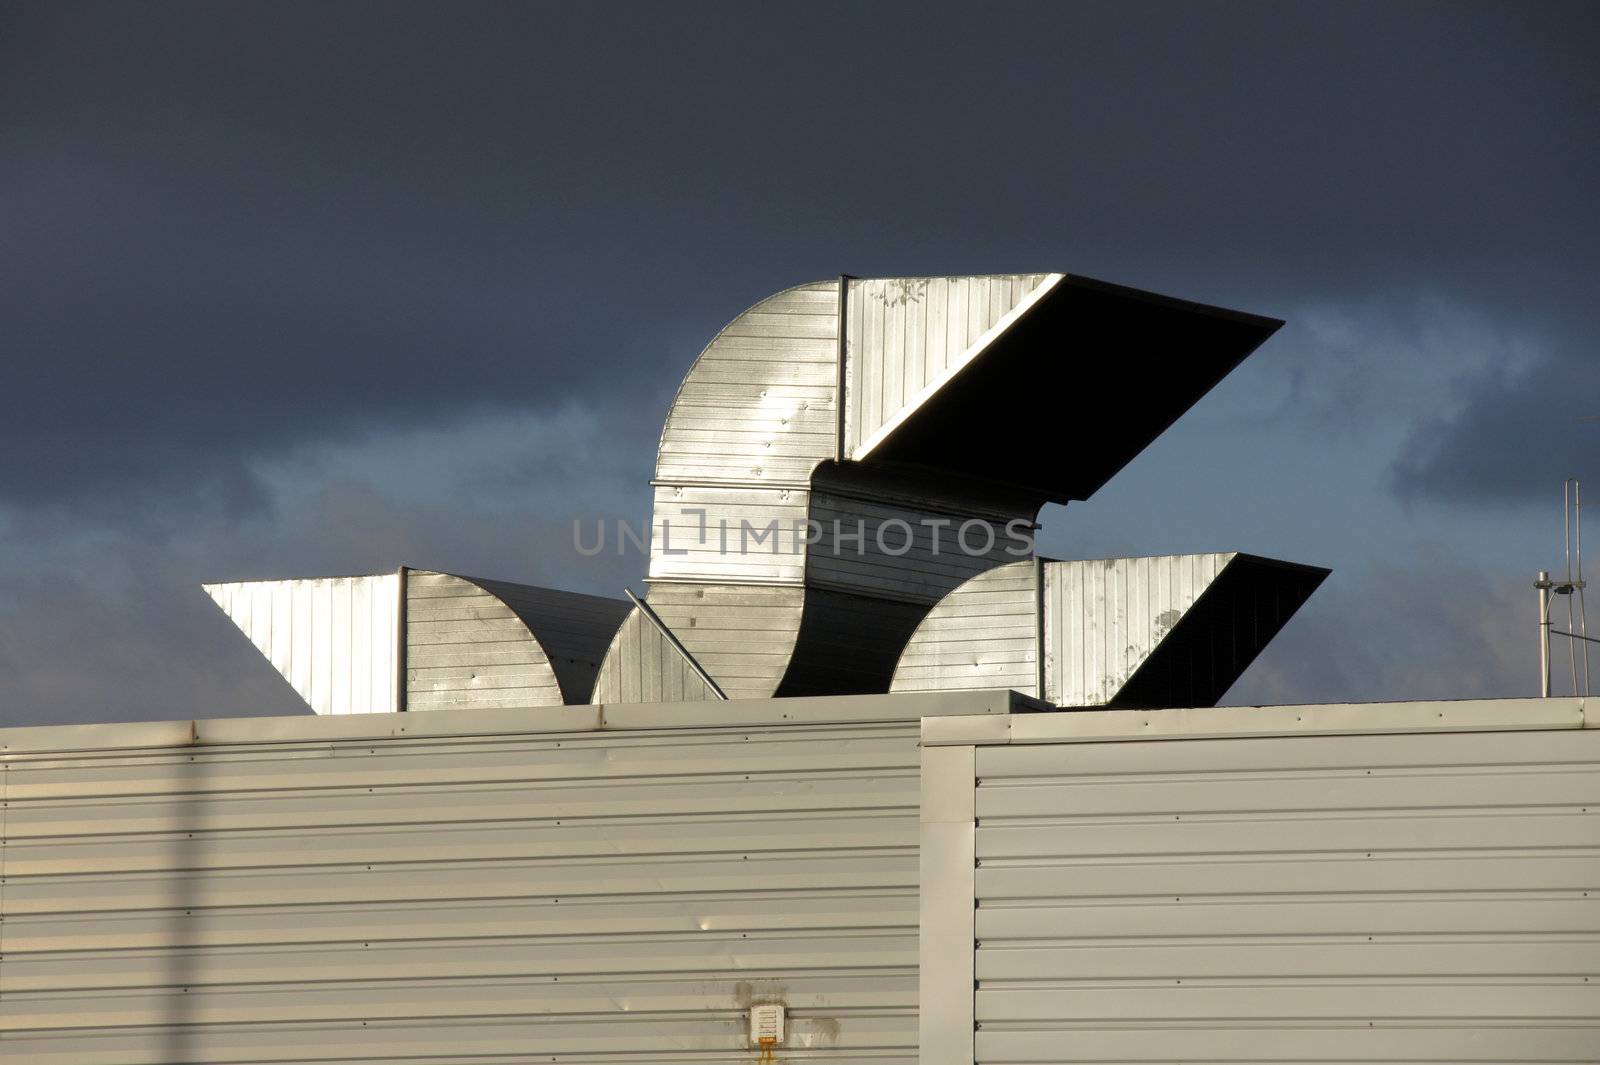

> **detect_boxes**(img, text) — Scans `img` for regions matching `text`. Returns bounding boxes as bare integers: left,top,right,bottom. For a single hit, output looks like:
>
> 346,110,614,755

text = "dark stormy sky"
1,1,1596,726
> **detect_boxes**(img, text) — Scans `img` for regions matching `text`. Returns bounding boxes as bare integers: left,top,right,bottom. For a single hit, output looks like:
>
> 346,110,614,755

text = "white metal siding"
0,705,938,1064
971,726,1600,1062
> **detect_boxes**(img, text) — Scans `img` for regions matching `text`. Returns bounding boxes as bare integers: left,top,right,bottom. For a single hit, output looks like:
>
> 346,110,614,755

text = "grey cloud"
0,400,651,728
3,3,1596,515
1225,545,1540,705
1,2,1596,726
1391,334,1600,504
0,475,645,729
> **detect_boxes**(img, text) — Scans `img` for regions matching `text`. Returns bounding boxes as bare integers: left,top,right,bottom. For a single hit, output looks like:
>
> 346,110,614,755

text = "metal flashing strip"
393,564,408,712
0,689,1032,755
647,478,813,491
919,743,976,1065
835,272,853,462
922,696,1588,746
642,574,801,587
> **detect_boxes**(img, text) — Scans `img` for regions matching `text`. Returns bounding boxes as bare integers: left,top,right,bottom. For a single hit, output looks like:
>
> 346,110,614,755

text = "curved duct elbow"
890,554,1330,707
595,274,1290,703
205,273,1311,711
206,570,629,714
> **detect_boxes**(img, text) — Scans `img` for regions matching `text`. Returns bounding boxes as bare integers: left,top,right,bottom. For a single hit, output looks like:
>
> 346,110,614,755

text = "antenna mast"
1538,480,1592,698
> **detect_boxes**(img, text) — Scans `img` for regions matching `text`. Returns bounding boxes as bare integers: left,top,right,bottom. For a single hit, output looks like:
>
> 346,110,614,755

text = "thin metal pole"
1577,481,1591,695
1566,482,1580,695
624,588,728,700
1537,570,1552,698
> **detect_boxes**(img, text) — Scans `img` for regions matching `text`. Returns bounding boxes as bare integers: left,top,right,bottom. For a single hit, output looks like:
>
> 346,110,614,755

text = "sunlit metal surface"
918,700,1600,1063
604,273,1290,702
0,690,1026,1065
890,554,1329,706
204,573,401,714
207,272,1316,708
207,570,628,713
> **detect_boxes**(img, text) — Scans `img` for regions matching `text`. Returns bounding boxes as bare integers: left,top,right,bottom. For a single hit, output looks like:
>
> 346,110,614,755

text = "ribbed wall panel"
0,712,927,1064
970,727,1600,1062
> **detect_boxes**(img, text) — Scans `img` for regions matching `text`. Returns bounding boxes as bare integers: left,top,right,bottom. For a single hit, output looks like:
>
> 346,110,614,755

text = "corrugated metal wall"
0,696,1035,1064
970,724,1600,1062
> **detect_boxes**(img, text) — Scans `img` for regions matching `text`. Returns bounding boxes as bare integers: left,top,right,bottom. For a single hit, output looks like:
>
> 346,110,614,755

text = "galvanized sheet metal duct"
204,574,402,714
207,274,1307,709
206,570,628,714
601,274,1290,703
890,554,1329,706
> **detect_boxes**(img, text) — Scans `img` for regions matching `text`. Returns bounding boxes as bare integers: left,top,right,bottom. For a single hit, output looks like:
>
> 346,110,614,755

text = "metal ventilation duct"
205,570,629,714
207,273,1322,710
204,573,402,715
596,274,1291,702
890,554,1329,707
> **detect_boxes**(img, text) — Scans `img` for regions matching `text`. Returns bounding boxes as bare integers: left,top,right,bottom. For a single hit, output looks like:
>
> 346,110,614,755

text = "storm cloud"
0,1,1594,725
